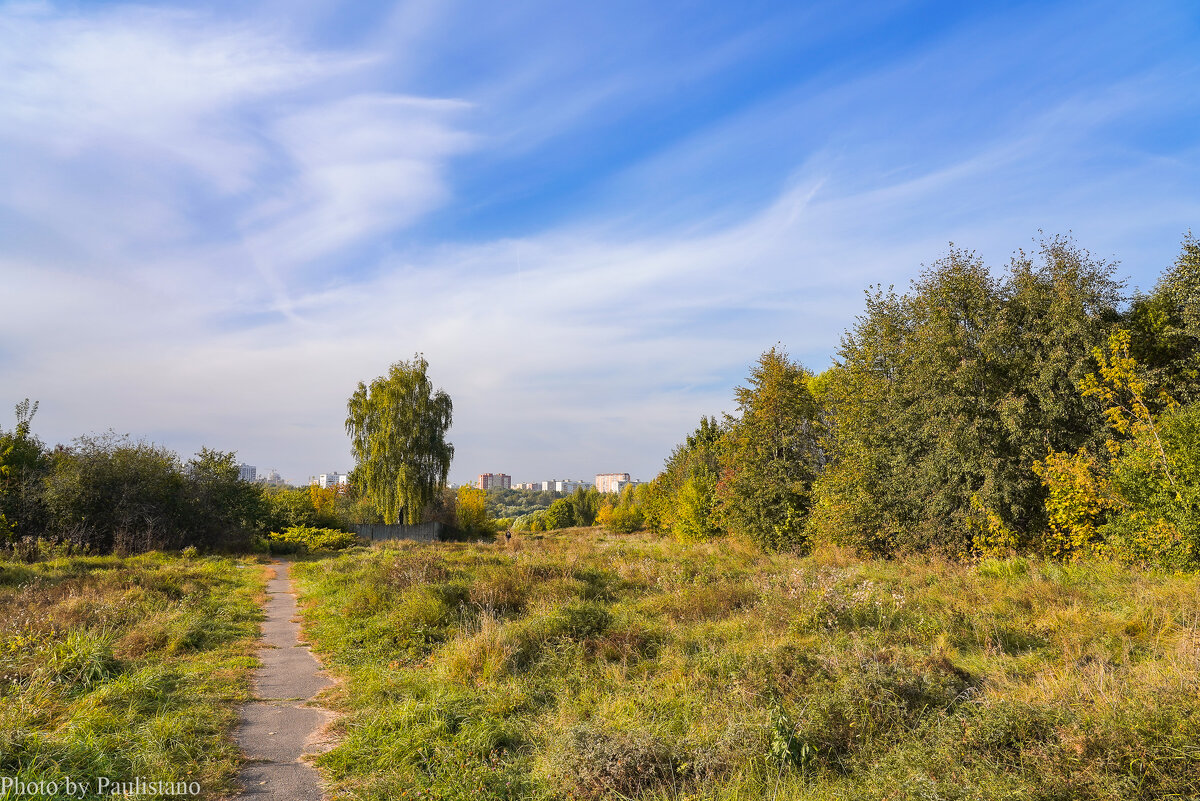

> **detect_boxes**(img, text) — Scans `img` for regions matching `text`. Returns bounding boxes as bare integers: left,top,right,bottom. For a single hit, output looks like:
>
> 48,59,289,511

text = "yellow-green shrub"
267,526,358,553
1031,449,1114,559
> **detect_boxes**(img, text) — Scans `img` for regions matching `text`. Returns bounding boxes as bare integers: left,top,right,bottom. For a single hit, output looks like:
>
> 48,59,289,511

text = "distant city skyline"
2,1,1198,487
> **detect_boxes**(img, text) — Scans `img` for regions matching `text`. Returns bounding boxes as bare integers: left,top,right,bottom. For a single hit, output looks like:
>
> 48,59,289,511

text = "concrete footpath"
236,561,335,801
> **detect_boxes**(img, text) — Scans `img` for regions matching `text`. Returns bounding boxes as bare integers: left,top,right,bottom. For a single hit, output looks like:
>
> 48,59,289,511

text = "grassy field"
294,528,1200,801
0,551,266,799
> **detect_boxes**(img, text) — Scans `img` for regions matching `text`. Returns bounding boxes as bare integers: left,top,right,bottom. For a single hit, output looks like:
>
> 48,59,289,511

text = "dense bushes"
0,411,371,554
25,434,267,553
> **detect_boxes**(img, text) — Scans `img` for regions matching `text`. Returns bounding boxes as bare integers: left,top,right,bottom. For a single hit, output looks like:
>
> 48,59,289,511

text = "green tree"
345,355,454,525
544,497,576,529
991,236,1123,534
184,448,265,549
1128,233,1200,404
567,486,602,527
642,416,722,540
809,238,1121,556
0,399,49,540
715,347,823,551
806,292,909,555
262,486,339,531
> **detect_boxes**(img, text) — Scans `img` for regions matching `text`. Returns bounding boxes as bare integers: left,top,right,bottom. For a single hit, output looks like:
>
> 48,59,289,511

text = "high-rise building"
237,464,256,482
257,469,287,487
477,473,512,490
595,472,631,493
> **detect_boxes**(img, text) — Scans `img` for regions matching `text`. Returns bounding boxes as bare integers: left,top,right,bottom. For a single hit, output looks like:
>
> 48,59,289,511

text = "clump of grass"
0,552,265,799
294,530,1200,801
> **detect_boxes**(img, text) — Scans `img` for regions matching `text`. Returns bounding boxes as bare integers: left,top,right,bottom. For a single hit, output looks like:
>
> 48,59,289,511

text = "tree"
184,448,265,549
0,399,49,540
1035,328,1200,567
567,486,602,527
715,347,823,551
1128,233,1200,404
642,416,722,541
808,238,1122,556
597,484,645,534
544,497,576,529
345,355,454,525
456,485,496,535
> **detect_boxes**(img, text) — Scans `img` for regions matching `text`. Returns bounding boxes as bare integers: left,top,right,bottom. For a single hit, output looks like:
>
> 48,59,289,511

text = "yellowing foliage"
456,485,495,535
1032,449,1114,559
965,494,1019,558
308,484,339,517
1080,328,1177,478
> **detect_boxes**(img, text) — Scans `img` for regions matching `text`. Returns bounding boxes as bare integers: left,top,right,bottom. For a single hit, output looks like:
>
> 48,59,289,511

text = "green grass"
294,530,1200,801
0,551,267,800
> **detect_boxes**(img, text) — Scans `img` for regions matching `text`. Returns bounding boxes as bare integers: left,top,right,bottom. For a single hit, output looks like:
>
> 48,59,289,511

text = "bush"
1102,401,1200,566
455,486,498,536
266,526,358,553
598,503,643,534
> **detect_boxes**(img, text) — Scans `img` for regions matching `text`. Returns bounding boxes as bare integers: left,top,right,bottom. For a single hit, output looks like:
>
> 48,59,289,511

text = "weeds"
0,552,264,799
294,531,1200,800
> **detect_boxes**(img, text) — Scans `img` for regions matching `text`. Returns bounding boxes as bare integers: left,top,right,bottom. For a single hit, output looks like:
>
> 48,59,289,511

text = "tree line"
632,233,1200,567
0,413,393,554
7,232,1198,563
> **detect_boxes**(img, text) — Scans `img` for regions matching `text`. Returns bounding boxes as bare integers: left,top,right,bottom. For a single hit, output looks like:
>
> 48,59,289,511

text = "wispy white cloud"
242,94,475,275
0,3,473,291
2,0,1197,488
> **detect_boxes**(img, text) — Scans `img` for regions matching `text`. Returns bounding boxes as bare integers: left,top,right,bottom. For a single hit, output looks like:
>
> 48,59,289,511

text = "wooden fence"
350,522,444,543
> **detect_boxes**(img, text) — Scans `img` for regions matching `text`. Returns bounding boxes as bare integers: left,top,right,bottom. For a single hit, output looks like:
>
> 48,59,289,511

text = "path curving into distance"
236,560,335,801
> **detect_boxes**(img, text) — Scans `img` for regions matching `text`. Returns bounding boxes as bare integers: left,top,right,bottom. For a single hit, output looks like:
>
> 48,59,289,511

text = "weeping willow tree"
345,355,454,524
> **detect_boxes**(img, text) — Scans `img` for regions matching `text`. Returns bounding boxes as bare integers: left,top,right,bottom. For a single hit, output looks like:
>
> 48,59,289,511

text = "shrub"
566,724,685,800
267,526,358,553
1033,448,1114,559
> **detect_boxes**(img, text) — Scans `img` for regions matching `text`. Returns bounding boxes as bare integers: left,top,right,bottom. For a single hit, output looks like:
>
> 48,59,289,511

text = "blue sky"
1,0,1198,485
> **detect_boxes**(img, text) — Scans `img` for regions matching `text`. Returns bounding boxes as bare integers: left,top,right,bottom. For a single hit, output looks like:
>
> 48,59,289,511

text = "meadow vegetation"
294,529,1200,800
0,551,266,799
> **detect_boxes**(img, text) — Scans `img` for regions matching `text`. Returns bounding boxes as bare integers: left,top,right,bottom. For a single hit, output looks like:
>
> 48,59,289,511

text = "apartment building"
257,469,288,488
477,473,512,490
595,472,631,493
311,472,349,489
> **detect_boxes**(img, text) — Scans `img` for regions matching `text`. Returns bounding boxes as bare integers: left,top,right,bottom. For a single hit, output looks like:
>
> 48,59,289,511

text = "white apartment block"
311,472,349,489
532,478,592,493
237,464,256,482
595,472,631,493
